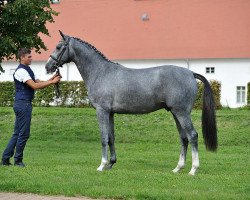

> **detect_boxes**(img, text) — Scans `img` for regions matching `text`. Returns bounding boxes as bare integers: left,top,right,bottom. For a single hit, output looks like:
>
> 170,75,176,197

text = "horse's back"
91,64,198,113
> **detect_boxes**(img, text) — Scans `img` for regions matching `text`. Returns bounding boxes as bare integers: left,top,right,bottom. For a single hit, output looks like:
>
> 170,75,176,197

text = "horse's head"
45,31,72,73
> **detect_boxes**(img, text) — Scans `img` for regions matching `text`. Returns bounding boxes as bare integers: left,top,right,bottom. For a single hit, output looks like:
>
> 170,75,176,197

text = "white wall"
0,61,83,81
188,59,250,108
1,58,249,108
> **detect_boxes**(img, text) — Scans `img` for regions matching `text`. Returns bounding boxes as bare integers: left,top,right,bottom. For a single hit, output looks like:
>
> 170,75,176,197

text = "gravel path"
0,192,101,200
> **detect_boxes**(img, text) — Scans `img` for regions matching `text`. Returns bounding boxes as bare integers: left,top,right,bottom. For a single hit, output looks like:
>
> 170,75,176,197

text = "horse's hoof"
97,163,112,171
188,167,198,176
172,168,179,173
106,164,112,170
97,165,106,172
172,165,185,173
97,166,104,172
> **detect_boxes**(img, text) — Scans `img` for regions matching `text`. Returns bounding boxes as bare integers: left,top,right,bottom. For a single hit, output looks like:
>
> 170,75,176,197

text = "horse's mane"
72,37,117,65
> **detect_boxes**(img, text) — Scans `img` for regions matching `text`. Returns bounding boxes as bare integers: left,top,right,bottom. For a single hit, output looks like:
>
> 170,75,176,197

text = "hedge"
247,82,250,107
0,81,88,107
0,81,14,107
193,80,222,109
0,80,221,109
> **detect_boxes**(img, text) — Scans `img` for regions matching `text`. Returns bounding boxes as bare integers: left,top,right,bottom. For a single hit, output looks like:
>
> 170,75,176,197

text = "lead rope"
54,67,61,98
50,38,70,98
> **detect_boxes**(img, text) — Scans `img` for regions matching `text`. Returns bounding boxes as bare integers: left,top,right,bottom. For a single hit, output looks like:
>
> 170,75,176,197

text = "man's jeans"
2,100,32,162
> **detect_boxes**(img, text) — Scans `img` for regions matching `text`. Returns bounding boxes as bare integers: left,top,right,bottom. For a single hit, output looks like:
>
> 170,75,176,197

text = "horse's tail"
193,73,218,151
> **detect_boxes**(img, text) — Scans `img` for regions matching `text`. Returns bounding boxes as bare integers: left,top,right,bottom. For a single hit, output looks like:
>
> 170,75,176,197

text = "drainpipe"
186,59,190,69
66,63,69,81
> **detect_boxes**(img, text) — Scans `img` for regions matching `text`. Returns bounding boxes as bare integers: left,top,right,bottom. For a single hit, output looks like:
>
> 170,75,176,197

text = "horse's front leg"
96,107,111,172
107,112,117,169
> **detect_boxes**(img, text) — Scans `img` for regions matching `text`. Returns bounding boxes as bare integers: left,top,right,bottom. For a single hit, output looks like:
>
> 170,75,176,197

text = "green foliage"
194,80,222,109
34,81,89,107
0,108,249,199
0,81,15,106
247,82,250,107
0,80,222,109
0,0,58,73
0,81,88,107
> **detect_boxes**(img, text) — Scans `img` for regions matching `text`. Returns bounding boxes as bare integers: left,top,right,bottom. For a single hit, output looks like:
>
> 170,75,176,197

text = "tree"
0,0,58,74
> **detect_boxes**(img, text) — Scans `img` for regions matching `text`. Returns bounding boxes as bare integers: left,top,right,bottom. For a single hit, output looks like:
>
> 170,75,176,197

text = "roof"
33,0,250,61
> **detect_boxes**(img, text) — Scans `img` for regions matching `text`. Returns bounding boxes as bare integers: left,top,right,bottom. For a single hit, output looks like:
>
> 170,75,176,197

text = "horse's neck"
71,42,108,88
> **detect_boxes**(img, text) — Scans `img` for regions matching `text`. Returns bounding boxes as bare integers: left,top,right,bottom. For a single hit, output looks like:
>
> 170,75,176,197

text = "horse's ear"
59,30,66,40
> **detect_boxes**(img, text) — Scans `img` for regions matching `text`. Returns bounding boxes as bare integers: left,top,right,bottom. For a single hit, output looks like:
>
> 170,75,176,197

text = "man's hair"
18,48,31,59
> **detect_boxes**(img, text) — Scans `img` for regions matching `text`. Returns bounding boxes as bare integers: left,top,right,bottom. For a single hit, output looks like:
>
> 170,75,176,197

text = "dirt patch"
0,192,101,200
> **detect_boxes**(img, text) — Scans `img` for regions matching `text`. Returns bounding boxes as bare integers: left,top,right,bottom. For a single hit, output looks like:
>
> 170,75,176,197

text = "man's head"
18,48,32,66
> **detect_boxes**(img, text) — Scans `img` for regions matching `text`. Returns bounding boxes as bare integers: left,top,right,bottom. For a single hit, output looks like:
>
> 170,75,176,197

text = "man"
1,48,61,167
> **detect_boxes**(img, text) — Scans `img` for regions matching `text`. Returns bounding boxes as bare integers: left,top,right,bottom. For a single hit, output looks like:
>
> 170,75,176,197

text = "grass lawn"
0,107,249,199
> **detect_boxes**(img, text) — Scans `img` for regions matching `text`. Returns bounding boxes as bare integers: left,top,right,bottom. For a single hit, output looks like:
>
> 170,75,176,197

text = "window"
206,67,215,74
236,86,246,103
50,0,60,4
141,13,149,21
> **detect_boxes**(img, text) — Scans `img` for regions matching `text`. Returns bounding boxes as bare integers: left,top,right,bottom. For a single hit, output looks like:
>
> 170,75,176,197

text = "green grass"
0,107,249,199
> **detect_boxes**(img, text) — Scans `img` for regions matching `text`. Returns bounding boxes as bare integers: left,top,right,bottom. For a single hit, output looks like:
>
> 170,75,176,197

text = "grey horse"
45,31,217,175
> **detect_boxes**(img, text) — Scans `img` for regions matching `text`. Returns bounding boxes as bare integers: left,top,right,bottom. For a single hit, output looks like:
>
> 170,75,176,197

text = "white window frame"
51,0,60,4
205,67,215,74
236,86,246,104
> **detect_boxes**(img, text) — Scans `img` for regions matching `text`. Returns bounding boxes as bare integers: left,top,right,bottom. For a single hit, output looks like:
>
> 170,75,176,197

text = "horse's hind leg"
172,114,188,173
172,114,188,172
172,111,199,175
107,113,117,169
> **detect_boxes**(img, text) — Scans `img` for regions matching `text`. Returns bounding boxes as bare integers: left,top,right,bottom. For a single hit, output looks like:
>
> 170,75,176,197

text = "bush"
194,80,222,109
0,81,15,106
0,80,221,109
33,81,88,107
247,82,250,108
0,81,88,107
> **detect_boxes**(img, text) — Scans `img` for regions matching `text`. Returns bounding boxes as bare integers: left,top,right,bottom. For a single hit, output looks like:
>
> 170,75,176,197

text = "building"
1,0,250,108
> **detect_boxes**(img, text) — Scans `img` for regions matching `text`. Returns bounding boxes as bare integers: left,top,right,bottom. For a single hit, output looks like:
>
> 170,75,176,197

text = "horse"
45,31,217,175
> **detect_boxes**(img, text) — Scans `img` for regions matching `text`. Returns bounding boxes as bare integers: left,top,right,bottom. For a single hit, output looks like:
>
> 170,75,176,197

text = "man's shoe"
14,161,25,167
1,160,12,166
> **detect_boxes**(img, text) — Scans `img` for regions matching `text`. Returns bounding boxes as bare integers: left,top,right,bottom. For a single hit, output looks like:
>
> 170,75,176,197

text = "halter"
49,37,70,98
50,37,70,68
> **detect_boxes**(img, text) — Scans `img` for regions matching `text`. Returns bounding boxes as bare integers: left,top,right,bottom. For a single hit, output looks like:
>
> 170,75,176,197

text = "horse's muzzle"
45,65,55,74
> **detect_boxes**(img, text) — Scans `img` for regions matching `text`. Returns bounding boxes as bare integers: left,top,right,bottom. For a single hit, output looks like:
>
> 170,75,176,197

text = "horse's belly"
112,106,162,114
112,97,166,114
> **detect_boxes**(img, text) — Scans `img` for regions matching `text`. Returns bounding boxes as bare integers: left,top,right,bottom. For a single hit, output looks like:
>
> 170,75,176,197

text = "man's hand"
49,74,61,81
50,75,61,84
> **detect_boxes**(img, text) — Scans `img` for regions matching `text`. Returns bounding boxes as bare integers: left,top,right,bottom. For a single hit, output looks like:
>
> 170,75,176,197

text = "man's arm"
35,74,58,83
26,75,61,90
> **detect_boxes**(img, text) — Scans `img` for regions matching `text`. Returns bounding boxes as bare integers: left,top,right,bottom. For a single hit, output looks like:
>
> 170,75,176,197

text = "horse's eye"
56,45,61,50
